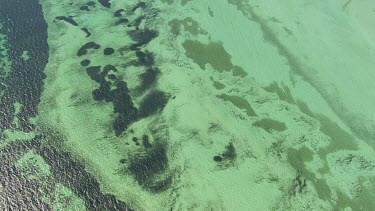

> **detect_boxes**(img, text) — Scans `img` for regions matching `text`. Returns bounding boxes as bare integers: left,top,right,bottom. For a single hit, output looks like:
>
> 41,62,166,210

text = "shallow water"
1,0,375,210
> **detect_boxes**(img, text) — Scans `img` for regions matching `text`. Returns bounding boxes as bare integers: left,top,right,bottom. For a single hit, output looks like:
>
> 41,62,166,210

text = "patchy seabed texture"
1,0,375,210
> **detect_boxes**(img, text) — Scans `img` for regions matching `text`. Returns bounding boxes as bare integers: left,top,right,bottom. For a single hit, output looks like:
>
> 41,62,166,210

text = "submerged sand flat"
1,0,375,210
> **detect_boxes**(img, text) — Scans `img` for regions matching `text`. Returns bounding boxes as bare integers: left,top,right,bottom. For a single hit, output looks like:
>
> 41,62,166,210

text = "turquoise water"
1,0,375,210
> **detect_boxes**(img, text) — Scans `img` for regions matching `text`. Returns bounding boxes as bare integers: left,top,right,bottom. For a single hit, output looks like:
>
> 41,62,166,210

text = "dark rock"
113,111,138,136
54,16,78,26
135,50,155,66
112,82,134,113
222,142,236,160
116,18,129,25
86,66,102,82
103,65,118,75
138,90,169,118
92,85,109,101
214,156,223,162
81,28,91,37
92,80,111,102
142,135,152,148
80,5,89,11
131,2,147,12
138,67,159,92
132,137,138,142
114,9,125,17
80,59,91,66
108,74,117,80
77,42,101,56
98,0,111,8
146,176,172,193
128,144,170,192
128,15,145,30
104,48,115,55
86,1,95,6
83,57,137,136
111,81,138,135
128,29,158,50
